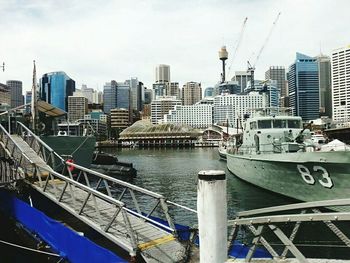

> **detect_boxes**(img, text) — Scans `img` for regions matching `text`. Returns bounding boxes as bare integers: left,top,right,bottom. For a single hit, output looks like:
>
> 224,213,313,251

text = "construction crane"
247,12,281,90
227,17,248,79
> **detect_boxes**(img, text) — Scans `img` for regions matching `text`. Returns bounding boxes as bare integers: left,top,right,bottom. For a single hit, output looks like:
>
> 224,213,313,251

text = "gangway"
0,122,195,262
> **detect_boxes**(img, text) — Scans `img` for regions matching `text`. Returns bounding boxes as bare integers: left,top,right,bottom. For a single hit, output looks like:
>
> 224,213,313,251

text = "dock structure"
4,121,350,262
0,122,196,262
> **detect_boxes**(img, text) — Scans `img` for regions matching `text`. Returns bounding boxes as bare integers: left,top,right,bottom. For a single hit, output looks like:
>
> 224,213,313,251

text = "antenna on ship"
31,60,38,133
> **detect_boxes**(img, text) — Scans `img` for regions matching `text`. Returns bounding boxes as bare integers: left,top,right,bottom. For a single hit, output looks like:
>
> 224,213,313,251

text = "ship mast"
31,60,38,132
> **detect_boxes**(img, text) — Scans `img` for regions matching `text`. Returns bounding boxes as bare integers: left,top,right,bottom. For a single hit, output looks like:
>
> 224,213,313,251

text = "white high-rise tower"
155,64,170,84
332,45,350,124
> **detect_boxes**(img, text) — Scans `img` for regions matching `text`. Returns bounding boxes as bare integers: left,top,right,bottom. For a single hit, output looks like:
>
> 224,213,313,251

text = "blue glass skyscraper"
103,81,117,114
40,71,75,112
288,53,319,120
103,81,130,114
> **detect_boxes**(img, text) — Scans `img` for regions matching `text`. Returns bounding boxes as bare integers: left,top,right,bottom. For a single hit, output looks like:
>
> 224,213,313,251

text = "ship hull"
41,136,96,168
227,151,350,202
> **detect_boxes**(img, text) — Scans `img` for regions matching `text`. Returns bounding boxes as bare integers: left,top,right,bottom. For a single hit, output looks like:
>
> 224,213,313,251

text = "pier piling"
197,170,227,263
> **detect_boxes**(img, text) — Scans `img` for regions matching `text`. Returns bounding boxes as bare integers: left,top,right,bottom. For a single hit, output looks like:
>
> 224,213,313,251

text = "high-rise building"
126,78,144,111
103,81,117,114
150,96,182,124
155,64,170,83
232,71,250,92
204,87,214,97
316,55,332,118
265,66,286,107
182,82,202,105
25,91,32,105
74,85,101,104
288,53,319,120
68,96,88,122
127,78,138,111
25,91,32,113
144,88,153,104
332,45,350,123
40,71,75,112
152,83,167,99
154,64,171,101
245,79,280,108
137,81,145,111
213,81,241,96
167,82,180,100
103,81,130,114
6,80,23,108
116,82,130,110
164,104,213,128
97,91,103,104
213,92,264,127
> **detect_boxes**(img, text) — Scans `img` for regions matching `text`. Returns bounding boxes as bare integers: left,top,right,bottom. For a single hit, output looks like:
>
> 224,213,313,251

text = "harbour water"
111,147,294,225
113,147,350,259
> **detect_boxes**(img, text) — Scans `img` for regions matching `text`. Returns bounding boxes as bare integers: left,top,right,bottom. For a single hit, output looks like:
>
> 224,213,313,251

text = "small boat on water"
226,107,350,202
90,151,137,177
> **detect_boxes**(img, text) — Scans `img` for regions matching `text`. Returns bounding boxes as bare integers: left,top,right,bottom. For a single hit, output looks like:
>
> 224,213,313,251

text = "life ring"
66,158,75,172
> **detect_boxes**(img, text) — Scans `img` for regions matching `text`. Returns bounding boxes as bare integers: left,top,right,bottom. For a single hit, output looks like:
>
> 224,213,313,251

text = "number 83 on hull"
227,151,350,202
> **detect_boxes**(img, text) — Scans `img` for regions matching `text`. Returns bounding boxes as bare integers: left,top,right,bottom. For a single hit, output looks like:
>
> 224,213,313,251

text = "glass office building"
103,81,130,114
116,83,130,109
204,87,214,97
288,53,319,120
40,71,75,112
103,81,117,114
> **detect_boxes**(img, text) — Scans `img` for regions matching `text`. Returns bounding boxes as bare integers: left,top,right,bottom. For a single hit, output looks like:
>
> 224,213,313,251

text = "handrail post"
159,198,176,235
197,170,227,263
121,209,138,257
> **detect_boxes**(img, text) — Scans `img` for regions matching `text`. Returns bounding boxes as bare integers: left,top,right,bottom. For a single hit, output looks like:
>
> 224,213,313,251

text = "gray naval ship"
227,108,350,202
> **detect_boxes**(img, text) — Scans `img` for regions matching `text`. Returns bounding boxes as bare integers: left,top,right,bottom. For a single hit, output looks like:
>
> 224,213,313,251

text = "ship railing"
227,199,350,262
0,124,34,184
62,161,195,235
16,122,65,170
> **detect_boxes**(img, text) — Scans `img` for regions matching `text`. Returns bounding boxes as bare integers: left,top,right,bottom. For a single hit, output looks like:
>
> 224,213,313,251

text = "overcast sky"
0,0,349,93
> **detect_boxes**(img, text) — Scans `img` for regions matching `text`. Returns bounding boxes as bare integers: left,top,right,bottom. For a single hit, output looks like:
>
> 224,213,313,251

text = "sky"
0,0,349,93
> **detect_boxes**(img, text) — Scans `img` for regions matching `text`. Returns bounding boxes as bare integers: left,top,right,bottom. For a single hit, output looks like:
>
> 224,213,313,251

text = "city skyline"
0,0,349,92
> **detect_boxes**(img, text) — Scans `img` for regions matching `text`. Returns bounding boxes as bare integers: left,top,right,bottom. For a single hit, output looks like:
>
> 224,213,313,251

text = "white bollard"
197,170,227,263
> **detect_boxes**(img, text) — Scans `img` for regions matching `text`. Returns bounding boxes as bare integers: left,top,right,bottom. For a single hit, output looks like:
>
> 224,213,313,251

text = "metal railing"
228,199,350,262
0,124,33,184
63,161,178,232
16,122,65,169
28,159,197,255
31,163,139,254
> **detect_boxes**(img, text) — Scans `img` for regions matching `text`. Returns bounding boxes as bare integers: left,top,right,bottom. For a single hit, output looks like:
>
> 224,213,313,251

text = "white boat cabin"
237,114,306,154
